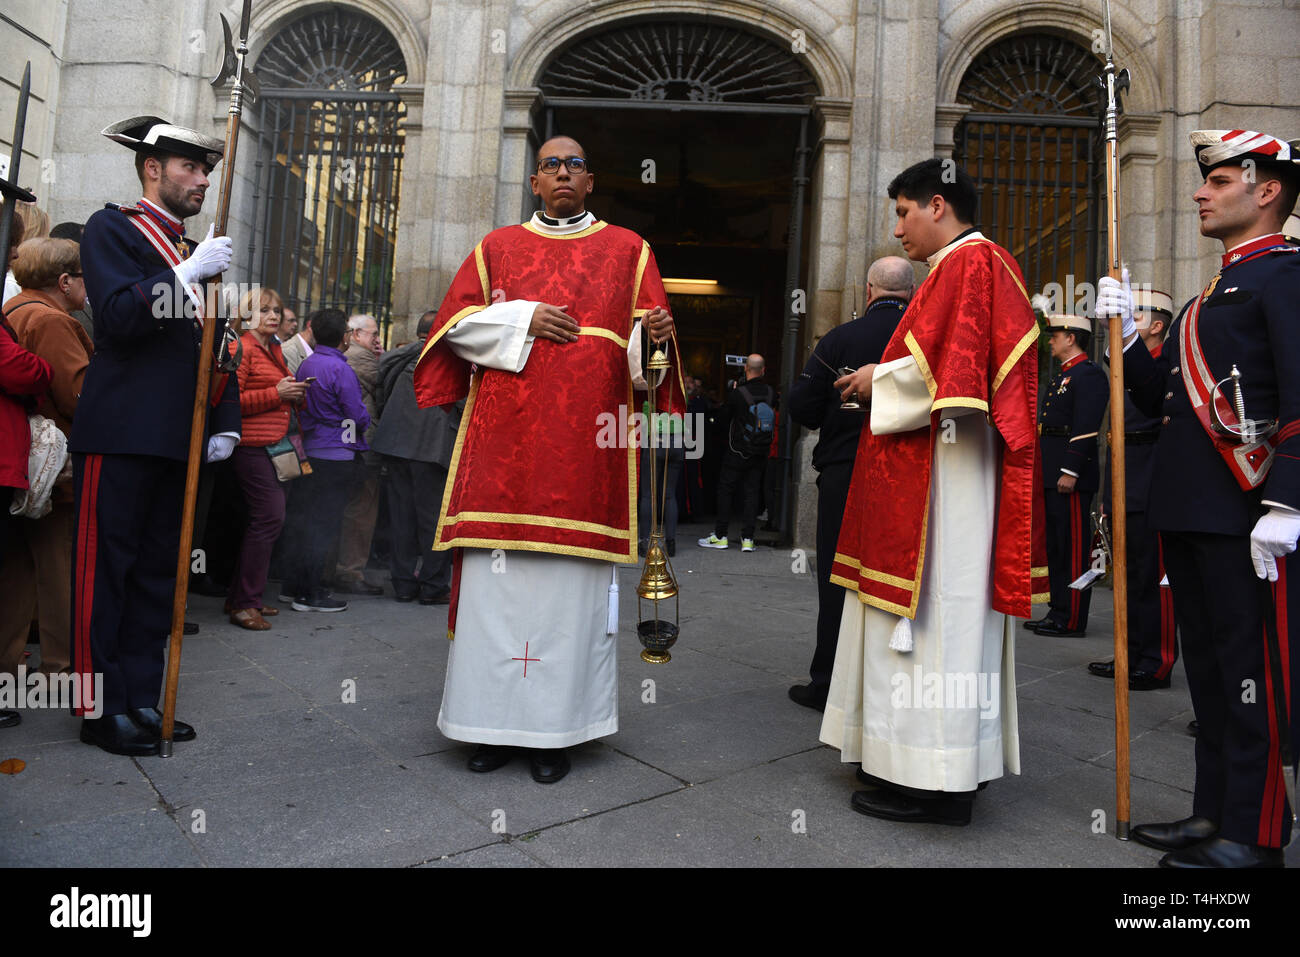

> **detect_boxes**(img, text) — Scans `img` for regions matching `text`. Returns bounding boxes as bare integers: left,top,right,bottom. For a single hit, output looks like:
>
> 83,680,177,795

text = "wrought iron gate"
248,9,406,331
954,34,1105,304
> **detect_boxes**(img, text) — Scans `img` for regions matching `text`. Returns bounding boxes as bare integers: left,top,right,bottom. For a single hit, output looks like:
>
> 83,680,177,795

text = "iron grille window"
249,9,407,333
537,20,818,104
954,34,1105,306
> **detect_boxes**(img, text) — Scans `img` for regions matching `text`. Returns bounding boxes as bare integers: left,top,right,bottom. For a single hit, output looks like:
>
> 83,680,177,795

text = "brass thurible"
635,320,679,663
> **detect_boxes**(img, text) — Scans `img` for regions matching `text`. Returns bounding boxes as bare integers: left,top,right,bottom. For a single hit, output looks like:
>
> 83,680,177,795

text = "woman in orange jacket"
227,287,307,629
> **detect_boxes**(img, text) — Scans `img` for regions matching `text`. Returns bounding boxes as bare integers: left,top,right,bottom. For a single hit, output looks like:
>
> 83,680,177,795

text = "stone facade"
3,0,1297,546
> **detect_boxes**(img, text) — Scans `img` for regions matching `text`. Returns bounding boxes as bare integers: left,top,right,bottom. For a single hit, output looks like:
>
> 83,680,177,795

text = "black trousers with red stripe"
1160,530,1297,848
1124,509,1179,677
71,453,185,718
1044,488,1094,630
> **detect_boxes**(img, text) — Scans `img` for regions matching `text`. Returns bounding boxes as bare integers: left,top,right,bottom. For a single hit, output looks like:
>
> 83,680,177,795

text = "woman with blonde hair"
227,286,308,629
1,237,93,680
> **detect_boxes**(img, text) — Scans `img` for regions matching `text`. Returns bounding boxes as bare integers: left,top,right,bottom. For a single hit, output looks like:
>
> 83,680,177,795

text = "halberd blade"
211,14,236,87
239,0,253,42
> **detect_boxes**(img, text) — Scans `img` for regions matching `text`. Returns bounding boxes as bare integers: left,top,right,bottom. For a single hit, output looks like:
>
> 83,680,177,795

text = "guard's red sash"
120,202,230,408
1177,239,1295,491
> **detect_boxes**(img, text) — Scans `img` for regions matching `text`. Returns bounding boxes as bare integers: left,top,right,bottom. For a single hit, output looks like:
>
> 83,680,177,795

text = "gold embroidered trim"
904,330,937,399
444,510,629,538
434,536,634,564
581,327,629,348
992,325,1040,395
932,397,990,413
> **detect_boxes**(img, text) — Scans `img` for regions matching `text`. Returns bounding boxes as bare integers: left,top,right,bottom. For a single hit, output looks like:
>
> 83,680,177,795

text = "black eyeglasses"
536,156,588,175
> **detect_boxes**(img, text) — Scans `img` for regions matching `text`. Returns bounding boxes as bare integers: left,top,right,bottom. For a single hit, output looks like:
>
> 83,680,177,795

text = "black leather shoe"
1160,836,1283,868
394,589,417,603
128,707,196,742
1088,660,1115,678
0,710,20,729
183,621,199,635
467,744,512,773
1130,670,1171,691
850,788,972,826
1131,815,1218,851
530,748,570,784
788,683,828,712
1033,620,1086,637
855,766,988,792
80,715,160,756
419,589,451,606
1023,616,1051,630
1188,720,1199,736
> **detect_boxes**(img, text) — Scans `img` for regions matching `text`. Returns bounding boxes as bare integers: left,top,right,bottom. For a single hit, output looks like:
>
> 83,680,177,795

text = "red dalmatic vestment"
830,236,1050,619
413,220,684,563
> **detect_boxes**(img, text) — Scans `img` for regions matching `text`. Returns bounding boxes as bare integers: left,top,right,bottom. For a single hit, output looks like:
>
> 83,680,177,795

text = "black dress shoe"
1188,720,1199,736
128,707,196,742
1160,836,1283,869
1023,616,1051,630
1131,815,1218,851
855,766,989,792
849,788,972,826
394,590,417,603
788,684,828,712
80,715,160,756
419,589,451,606
530,748,570,784
0,710,20,729
1033,620,1086,637
467,744,512,772
1129,670,1171,691
183,621,199,635
1088,660,1115,678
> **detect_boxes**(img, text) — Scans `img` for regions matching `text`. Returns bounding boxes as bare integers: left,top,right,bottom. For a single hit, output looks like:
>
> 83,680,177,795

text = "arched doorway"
953,33,1105,305
248,8,408,334
534,18,820,535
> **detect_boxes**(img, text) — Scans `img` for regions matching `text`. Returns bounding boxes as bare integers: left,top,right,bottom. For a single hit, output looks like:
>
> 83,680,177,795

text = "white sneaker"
741,538,755,552
698,534,729,549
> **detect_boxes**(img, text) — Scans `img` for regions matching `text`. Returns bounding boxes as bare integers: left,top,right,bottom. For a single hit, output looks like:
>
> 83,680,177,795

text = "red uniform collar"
1060,353,1088,372
1221,233,1285,268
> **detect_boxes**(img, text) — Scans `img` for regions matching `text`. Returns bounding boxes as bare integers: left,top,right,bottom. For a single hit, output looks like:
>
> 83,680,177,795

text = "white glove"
206,433,238,463
174,225,233,285
1249,507,1300,581
1095,266,1136,343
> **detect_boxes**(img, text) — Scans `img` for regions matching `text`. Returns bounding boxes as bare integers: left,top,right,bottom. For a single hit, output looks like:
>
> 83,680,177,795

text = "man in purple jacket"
281,308,370,611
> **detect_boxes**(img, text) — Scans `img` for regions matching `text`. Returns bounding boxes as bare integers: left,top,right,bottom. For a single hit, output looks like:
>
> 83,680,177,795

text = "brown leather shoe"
230,608,271,631
259,605,279,617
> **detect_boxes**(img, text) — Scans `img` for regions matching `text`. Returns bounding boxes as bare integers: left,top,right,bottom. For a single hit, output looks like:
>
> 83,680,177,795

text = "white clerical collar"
927,229,984,270
529,210,596,235
138,198,183,230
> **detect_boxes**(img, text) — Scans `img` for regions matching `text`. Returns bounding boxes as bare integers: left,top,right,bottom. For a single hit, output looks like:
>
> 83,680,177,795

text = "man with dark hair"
69,116,238,756
1029,314,1108,638
787,255,913,711
1100,129,1300,867
1089,291,1179,688
821,157,1046,827
413,135,682,784
281,308,369,612
49,222,84,243
371,310,458,603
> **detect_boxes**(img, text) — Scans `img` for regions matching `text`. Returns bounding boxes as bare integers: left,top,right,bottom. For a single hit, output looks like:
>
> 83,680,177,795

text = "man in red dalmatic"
820,159,1048,825
414,136,683,784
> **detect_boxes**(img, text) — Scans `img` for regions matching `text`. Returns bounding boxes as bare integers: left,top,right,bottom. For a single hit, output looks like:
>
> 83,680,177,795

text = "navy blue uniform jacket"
1038,354,1108,492
70,205,240,460
1123,241,1300,535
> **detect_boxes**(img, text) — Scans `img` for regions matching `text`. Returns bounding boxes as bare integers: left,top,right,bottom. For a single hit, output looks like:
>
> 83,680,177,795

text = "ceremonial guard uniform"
70,117,239,755
1109,129,1300,866
787,292,907,709
1090,290,1178,688
1033,315,1108,636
